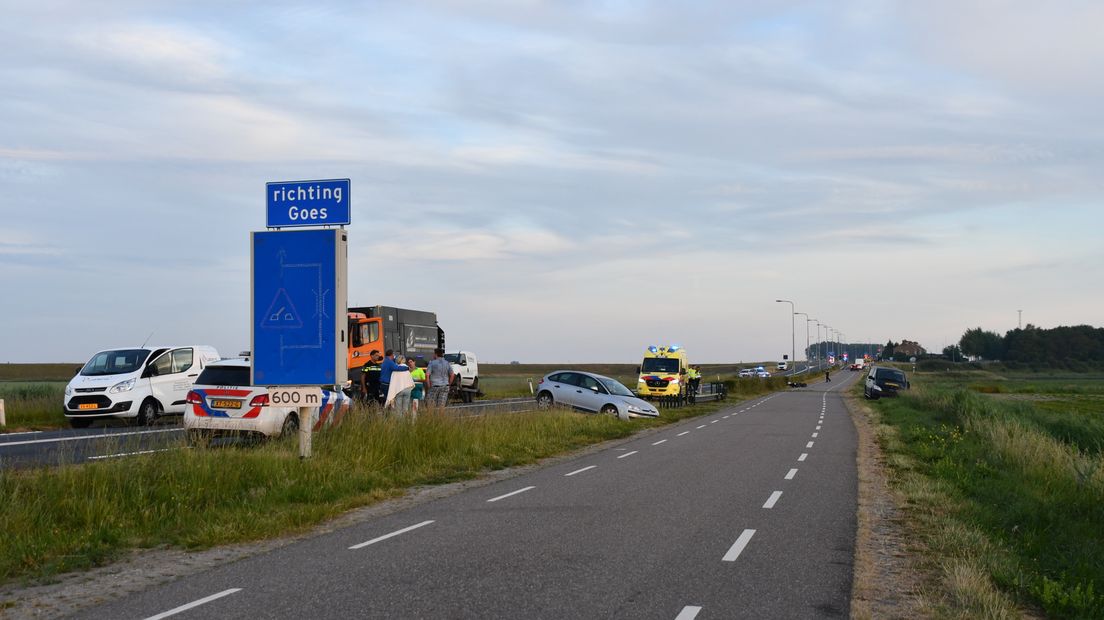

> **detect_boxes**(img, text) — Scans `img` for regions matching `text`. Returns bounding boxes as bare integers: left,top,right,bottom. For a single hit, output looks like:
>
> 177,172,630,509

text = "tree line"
948,324,1104,363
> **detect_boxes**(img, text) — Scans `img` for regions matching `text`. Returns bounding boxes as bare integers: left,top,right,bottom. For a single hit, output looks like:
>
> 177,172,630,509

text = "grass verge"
0,388,755,587
0,382,67,429
861,369,1104,618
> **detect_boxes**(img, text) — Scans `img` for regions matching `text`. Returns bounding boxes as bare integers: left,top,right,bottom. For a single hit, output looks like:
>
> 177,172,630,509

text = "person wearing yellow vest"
687,365,702,395
408,358,427,417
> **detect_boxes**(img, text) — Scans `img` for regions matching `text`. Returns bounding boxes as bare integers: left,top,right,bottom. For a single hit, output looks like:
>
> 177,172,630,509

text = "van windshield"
642,358,680,374
80,349,151,376
443,354,459,363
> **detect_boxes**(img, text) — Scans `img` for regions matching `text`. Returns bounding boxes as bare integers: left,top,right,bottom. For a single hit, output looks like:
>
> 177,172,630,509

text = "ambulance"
636,345,690,398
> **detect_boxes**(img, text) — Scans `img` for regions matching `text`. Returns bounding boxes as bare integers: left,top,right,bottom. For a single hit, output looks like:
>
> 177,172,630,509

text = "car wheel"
281,413,299,438
137,399,160,426
536,391,554,408
600,404,619,417
69,418,92,429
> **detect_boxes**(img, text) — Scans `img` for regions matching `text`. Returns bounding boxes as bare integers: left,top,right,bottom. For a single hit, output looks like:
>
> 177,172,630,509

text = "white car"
757,370,772,378
184,358,349,441
776,361,788,371
535,371,659,420
64,345,220,428
738,369,754,378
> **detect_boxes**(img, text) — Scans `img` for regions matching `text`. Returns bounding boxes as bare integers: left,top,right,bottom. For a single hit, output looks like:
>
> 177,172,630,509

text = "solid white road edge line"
565,465,597,477
617,450,639,459
88,447,179,460
785,468,798,480
349,520,435,550
487,486,536,503
723,529,757,561
652,439,668,445
0,427,182,448
798,453,808,461
144,588,242,620
763,491,783,509
675,605,703,620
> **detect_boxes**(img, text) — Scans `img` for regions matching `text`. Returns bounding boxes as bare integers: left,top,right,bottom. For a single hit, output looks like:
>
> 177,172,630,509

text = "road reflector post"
0,398,5,427
298,405,312,459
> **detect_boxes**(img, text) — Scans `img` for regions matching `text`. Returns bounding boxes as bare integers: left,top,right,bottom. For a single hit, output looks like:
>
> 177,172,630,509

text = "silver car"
535,371,659,420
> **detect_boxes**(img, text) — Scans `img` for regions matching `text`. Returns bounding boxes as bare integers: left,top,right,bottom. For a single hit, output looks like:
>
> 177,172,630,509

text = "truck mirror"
635,366,641,374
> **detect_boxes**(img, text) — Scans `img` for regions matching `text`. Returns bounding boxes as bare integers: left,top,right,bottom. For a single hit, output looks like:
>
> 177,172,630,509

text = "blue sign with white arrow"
251,229,348,386
266,178,351,228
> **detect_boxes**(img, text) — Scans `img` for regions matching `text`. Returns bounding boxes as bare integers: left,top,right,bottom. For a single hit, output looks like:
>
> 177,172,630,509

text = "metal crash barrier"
653,382,728,408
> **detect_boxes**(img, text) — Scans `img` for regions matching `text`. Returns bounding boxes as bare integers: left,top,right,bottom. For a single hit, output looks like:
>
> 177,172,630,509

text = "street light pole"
794,312,810,372
776,299,795,376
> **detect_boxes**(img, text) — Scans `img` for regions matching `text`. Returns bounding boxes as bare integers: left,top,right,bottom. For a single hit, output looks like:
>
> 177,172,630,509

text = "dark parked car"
864,366,909,399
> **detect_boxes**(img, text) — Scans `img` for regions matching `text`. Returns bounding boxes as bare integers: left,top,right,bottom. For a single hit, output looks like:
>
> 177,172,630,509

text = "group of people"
355,348,455,417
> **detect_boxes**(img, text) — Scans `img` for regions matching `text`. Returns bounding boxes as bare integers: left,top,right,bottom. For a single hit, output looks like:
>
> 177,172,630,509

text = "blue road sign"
266,179,351,228
251,229,348,386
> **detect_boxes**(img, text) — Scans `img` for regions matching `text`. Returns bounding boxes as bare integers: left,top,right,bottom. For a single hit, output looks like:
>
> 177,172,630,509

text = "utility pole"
776,299,795,376
1018,309,1023,329
795,312,810,372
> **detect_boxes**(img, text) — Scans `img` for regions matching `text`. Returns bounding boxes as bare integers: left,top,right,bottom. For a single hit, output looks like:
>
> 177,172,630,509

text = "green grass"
864,369,1104,618
0,382,67,429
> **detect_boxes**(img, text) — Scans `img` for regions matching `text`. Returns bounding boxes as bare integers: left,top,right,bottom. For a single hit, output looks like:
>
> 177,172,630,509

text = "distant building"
509,361,520,365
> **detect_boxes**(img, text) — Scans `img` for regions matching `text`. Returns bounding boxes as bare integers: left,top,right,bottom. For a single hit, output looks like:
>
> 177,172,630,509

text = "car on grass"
64,345,220,428
738,368,755,378
184,358,349,442
864,366,909,399
535,371,659,420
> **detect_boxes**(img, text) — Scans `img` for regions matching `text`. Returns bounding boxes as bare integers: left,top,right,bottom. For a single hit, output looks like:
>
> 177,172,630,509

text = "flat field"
863,367,1104,618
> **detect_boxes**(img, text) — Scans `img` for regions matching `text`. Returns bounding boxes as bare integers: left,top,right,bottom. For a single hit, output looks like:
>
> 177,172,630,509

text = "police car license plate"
212,399,242,409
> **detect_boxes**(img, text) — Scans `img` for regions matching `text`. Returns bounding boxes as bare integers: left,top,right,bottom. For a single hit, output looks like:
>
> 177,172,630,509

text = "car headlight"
872,384,883,391
109,378,136,394
669,379,679,385
626,404,643,412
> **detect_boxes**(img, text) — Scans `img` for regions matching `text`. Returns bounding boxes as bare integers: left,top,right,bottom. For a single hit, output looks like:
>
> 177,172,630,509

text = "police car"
184,358,349,442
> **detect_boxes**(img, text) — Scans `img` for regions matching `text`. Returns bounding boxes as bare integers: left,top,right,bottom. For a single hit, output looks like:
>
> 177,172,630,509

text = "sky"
2,1,1103,364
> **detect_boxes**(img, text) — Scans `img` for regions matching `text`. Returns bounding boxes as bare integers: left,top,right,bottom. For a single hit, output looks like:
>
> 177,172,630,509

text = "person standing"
359,351,383,406
388,355,415,417
408,358,426,417
426,348,454,409
825,370,831,383
687,365,702,395
379,349,411,408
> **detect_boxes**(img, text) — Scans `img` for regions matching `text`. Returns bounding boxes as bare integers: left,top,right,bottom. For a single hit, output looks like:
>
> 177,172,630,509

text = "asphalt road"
71,371,861,619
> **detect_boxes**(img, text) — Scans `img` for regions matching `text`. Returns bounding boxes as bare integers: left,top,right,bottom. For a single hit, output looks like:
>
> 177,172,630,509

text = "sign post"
252,181,350,458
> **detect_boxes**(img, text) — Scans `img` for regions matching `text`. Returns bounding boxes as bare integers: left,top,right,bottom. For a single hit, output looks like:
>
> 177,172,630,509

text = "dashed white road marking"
798,453,808,461
678,431,690,437
763,491,783,509
812,432,819,438
652,439,668,446
617,450,639,459
349,520,435,550
807,441,815,448
144,588,242,620
697,425,707,429
723,529,757,561
565,465,597,477
710,420,718,424
785,468,798,480
816,425,822,430
487,486,535,503
675,606,702,620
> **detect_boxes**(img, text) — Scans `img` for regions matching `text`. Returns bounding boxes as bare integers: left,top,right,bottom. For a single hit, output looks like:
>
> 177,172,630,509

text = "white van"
776,361,788,371
64,346,220,428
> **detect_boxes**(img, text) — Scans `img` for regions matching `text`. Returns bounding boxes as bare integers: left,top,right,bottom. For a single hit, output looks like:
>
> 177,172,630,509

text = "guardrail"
652,382,728,409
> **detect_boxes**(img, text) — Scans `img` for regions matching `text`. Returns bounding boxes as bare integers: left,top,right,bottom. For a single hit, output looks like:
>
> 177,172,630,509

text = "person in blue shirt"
379,349,410,404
